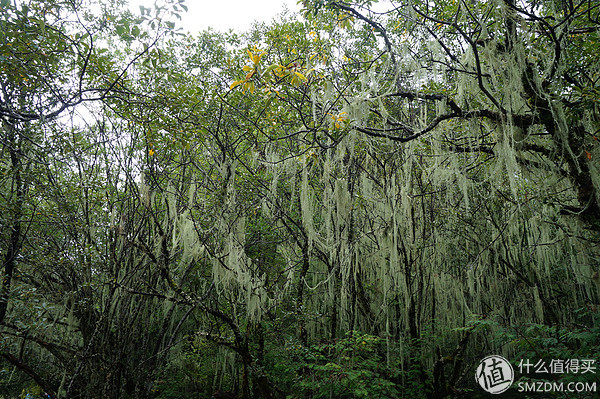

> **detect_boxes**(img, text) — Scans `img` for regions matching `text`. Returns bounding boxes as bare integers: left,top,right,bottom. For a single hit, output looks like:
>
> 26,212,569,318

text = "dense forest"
1,0,599,397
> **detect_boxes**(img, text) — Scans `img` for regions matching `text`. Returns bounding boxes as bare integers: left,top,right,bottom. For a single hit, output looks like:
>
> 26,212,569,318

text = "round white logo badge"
476,355,514,394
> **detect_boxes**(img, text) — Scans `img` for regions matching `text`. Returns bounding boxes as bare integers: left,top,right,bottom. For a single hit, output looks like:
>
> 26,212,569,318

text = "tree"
302,0,600,225
1,0,185,397
213,0,600,395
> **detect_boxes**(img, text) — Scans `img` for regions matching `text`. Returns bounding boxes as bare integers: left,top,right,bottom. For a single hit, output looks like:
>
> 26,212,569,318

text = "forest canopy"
1,0,599,398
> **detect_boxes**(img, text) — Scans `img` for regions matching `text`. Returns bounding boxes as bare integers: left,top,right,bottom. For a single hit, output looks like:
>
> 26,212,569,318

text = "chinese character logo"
476,355,514,394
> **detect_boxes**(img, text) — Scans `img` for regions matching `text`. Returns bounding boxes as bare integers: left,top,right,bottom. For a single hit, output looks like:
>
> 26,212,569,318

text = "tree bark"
0,126,25,324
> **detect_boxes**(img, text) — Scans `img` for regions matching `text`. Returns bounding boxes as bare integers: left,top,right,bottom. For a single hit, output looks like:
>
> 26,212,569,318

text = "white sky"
129,0,302,34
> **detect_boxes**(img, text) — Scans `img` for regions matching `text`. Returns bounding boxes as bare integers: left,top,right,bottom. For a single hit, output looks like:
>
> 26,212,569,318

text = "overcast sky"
129,0,302,34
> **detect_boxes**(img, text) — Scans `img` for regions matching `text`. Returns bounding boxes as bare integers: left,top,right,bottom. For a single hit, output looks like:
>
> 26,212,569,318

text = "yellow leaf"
149,149,155,156
294,71,307,81
275,66,286,77
242,65,252,72
247,48,263,65
230,80,243,90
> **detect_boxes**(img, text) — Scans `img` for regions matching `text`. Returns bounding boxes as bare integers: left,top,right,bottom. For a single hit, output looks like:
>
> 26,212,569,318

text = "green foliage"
153,337,239,399
281,332,401,399
502,308,600,367
482,310,600,398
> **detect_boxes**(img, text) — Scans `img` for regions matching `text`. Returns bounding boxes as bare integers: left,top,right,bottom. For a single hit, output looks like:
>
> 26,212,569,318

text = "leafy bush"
497,308,600,398
284,331,401,399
